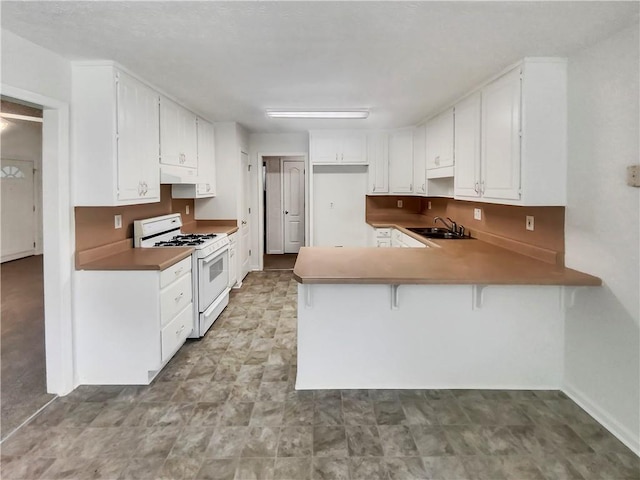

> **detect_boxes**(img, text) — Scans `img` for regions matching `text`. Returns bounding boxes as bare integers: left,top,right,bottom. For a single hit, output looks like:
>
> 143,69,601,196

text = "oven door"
198,247,229,312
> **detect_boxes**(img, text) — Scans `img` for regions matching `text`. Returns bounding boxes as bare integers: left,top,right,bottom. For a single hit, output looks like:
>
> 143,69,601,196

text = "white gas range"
134,213,230,338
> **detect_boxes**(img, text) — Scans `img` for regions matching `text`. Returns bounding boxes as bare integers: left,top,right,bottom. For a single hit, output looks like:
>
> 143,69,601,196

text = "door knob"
285,211,289,215
241,220,247,225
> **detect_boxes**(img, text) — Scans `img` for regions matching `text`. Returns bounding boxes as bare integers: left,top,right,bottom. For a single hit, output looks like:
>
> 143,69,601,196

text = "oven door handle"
200,247,228,266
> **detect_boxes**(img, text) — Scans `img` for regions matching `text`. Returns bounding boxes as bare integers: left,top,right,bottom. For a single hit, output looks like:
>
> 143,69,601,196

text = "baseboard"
563,382,640,456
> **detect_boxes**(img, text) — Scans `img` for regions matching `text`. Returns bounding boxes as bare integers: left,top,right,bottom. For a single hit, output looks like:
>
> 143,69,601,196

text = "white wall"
1,30,75,394
564,24,640,453
195,122,245,220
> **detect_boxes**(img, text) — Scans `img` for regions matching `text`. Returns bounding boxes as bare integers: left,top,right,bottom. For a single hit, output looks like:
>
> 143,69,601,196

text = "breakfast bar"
293,240,601,391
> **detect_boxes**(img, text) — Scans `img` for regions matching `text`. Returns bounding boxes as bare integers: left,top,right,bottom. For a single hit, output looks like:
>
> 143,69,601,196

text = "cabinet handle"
435,155,440,166
410,183,413,191
341,153,344,161
422,183,425,192
174,268,183,276
176,324,185,338
474,182,479,194
480,181,485,194
175,292,184,302
206,184,211,192
335,153,338,161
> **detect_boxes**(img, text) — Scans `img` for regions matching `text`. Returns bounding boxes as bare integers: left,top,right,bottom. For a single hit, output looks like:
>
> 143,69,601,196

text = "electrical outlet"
473,208,482,221
628,165,640,187
526,215,535,231
114,214,122,229
397,200,403,208
186,205,190,215
428,201,432,210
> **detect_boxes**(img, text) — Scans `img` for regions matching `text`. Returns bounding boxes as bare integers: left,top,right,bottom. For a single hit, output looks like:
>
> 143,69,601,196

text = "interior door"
1,159,35,262
283,160,305,253
240,151,251,280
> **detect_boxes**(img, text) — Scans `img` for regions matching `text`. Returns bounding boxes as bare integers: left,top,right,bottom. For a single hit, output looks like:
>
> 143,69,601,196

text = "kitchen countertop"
78,246,193,271
293,219,601,286
182,224,239,235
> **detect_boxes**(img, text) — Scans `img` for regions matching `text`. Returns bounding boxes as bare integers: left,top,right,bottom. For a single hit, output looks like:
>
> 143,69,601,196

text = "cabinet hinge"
33,205,36,212
33,242,36,248
248,207,251,214
114,72,119,83
248,164,251,171
249,249,252,256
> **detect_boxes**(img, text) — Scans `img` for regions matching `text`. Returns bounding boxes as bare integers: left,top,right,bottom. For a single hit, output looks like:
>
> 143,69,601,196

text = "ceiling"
2,1,638,133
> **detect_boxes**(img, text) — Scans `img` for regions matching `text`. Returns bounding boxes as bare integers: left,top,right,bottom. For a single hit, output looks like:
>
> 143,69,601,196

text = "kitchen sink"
407,227,472,240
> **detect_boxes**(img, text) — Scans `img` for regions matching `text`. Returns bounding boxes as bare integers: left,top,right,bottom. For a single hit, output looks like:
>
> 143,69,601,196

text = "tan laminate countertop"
293,221,601,286
79,247,193,271
183,225,239,235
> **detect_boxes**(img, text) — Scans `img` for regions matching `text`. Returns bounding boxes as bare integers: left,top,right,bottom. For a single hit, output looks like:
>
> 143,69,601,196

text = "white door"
454,92,482,199
283,160,305,253
481,67,522,201
240,152,251,280
1,159,36,262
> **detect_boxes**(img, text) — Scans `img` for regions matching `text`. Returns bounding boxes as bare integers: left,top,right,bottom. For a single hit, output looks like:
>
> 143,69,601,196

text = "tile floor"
1,271,638,480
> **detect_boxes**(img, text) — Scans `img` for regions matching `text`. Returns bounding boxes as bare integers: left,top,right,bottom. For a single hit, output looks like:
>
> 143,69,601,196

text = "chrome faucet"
433,216,456,232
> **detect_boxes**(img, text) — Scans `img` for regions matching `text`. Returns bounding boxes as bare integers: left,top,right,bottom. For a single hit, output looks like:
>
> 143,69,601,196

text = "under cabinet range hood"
160,164,198,184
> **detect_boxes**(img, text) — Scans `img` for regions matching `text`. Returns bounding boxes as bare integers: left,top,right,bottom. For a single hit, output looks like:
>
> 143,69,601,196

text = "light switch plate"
474,208,482,220
114,214,122,229
627,165,640,187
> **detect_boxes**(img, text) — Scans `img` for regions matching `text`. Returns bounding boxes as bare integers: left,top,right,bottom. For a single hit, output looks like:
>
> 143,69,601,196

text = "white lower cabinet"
228,232,238,288
392,229,427,248
75,256,193,384
372,227,392,247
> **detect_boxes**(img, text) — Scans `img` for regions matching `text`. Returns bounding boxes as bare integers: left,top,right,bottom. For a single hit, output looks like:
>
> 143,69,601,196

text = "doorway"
0,98,53,439
261,155,306,270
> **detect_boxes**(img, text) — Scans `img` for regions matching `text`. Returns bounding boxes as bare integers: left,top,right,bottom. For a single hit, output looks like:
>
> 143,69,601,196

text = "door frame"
1,84,75,395
257,152,309,271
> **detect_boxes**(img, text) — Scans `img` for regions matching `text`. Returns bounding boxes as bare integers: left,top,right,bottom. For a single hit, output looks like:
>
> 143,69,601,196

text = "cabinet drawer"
161,303,192,363
376,239,391,248
375,228,391,238
160,257,192,289
160,273,192,326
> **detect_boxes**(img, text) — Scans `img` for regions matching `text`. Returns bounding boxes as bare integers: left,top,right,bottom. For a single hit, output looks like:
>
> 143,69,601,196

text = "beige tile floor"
1,271,638,479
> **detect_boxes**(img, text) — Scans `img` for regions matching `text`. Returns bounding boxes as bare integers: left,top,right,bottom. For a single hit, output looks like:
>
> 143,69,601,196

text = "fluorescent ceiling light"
0,112,43,123
266,110,369,119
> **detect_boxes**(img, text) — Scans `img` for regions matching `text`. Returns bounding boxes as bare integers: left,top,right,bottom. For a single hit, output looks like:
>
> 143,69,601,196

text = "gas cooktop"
154,233,218,247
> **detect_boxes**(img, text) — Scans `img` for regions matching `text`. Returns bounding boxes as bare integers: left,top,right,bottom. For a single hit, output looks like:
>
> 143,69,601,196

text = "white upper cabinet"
413,123,427,195
160,96,198,183
426,108,454,177
368,132,389,194
172,117,216,199
454,58,567,206
481,67,521,201
389,129,414,194
453,92,482,198
310,131,367,165
73,64,160,206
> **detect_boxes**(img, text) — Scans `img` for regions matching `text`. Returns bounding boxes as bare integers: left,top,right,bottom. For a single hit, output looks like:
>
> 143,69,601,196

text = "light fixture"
265,110,369,119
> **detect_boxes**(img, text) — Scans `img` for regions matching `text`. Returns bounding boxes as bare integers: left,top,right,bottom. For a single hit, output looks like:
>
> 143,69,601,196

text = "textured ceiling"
2,1,638,133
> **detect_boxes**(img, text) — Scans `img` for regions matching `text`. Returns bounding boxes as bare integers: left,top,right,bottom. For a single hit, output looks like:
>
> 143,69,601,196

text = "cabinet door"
389,129,414,193
339,132,367,164
426,109,454,170
481,68,521,201
310,132,339,164
116,72,160,202
160,97,182,166
368,133,389,194
197,118,216,196
454,93,482,199
412,124,427,194
180,108,198,169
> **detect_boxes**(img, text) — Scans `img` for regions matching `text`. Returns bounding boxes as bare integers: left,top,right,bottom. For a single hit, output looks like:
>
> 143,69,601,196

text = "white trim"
1,84,75,395
563,382,640,456
256,151,309,271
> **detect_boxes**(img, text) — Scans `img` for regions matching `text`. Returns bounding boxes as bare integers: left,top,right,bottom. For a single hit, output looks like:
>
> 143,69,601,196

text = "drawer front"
160,273,193,326
376,228,391,238
160,257,192,289
376,239,391,248
161,303,192,363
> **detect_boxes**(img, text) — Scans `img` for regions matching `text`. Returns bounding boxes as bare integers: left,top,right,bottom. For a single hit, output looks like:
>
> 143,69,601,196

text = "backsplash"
367,195,565,265
75,185,194,253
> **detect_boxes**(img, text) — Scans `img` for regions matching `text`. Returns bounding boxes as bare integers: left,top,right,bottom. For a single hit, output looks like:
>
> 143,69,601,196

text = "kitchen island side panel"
296,283,564,390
